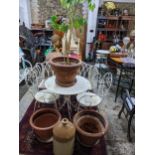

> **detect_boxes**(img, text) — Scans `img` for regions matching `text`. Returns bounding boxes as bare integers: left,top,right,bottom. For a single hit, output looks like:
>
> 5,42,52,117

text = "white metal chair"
24,61,59,111
96,71,113,97
77,63,113,110
80,62,112,95
19,58,32,84
76,92,102,111
79,62,99,91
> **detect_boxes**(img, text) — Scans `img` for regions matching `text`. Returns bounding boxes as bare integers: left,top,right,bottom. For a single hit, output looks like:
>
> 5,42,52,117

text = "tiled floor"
19,85,135,155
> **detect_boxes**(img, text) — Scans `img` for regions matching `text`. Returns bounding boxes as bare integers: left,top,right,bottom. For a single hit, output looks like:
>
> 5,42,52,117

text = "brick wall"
30,0,67,24
30,0,82,24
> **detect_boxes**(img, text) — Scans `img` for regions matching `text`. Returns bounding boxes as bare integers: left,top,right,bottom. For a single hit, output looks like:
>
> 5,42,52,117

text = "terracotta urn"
53,118,76,155
29,108,61,143
49,56,82,87
73,110,108,146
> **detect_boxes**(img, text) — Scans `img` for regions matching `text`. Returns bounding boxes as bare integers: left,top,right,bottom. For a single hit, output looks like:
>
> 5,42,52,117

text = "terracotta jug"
53,118,76,155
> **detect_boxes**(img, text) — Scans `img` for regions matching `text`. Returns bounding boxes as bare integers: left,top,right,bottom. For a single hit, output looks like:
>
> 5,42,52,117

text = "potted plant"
50,0,95,87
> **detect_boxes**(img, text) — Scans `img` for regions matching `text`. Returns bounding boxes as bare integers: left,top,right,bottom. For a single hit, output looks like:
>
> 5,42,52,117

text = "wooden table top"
110,57,135,65
110,57,123,64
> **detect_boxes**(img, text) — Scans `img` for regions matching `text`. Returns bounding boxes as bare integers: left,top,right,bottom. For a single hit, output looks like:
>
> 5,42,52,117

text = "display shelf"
96,14,134,49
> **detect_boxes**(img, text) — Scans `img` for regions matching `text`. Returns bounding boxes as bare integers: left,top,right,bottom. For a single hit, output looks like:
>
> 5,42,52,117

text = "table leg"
58,95,72,120
64,96,72,120
115,68,122,102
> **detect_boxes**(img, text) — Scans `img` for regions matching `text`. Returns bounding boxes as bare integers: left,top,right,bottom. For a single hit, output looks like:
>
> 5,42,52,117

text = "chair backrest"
95,71,113,97
121,89,135,112
80,62,113,97
19,58,33,84
79,62,92,78
80,62,99,90
25,61,53,91
120,63,135,89
35,61,53,79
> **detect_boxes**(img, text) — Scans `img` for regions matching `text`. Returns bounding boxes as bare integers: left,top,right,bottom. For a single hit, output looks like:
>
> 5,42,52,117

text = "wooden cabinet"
96,15,134,49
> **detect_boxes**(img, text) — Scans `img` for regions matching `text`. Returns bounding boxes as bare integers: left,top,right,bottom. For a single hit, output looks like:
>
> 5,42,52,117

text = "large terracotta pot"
29,108,61,143
73,110,108,147
49,56,82,87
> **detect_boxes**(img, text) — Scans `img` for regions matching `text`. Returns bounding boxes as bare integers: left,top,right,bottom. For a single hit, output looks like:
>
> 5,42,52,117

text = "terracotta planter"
73,110,108,147
49,56,82,87
29,108,61,143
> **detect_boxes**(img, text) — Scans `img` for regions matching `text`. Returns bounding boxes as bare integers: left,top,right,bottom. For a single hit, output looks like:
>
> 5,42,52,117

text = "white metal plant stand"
45,75,91,119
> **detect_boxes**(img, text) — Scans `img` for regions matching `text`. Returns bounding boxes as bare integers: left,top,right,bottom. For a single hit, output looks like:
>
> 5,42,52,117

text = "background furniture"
24,62,58,111
96,15,134,49
118,89,135,142
95,50,110,70
19,57,32,85
109,56,135,102
19,23,52,65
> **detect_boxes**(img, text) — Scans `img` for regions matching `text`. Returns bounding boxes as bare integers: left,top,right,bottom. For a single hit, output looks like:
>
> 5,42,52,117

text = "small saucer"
36,136,53,143
35,89,59,103
76,135,100,147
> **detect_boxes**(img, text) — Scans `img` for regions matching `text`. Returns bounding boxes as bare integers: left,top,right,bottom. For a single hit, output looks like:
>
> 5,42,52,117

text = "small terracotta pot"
73,110,108,146
49,56,82,87
29,108,61,143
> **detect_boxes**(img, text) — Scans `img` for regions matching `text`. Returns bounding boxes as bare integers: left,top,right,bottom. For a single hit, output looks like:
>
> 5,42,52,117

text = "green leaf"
50,15,68,32
73,16,86,29
88,3,95,11
51,15,57,22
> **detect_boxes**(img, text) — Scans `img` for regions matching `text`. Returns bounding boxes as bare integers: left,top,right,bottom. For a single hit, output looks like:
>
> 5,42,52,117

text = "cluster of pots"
29,108,108,146
29,57,109,147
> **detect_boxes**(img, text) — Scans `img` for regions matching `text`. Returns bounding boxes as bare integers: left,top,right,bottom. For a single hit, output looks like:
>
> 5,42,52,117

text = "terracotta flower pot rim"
29,108,61,131
73,110,108,138
76,115,105,137
49,56,82,68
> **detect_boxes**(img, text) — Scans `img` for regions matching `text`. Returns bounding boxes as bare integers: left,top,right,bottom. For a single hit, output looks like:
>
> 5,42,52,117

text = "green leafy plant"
51,0,95,64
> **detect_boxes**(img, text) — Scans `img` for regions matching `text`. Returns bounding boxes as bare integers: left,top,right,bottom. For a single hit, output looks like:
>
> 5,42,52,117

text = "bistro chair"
94,50,110,74
118,89,135,142
77,62,112,110
19,57,32,85
79,62,100,92
24,62,59,111
113,63,135,102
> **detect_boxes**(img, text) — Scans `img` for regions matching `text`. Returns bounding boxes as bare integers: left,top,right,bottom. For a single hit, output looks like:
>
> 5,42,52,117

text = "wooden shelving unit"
96,15,134,49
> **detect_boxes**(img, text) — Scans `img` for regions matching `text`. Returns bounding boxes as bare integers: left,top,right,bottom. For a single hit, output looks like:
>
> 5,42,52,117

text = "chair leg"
118,104,124,118
33,100,38,112
54,100,58,109
129,79,134,93
127,112,134,142
115,69,122,102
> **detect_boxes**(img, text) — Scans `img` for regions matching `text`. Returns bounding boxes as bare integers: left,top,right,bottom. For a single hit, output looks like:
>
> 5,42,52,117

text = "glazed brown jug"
53,118,76,155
